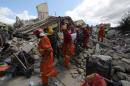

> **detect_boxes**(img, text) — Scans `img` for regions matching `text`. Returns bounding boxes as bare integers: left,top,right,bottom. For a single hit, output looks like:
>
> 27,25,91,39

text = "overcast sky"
0,0,130,27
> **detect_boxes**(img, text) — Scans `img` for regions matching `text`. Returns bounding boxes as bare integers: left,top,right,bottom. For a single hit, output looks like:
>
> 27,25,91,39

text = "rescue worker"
33,28,58,86
62,23,75,69
98,24,105,42
47,26,59,61
75,26,83,55
81,73,107,86
82,25,90,49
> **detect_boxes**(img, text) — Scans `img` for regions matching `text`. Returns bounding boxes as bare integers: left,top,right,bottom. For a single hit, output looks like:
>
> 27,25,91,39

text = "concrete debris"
1,7,130,86
104,50,115,56
82,51,89,57
95,43,101,54
77,68,84,74
87,49,94,54
117,72,130,81
82,28,130,85
112,54,122,60
113,66,126,73
122,58,130,64
121,80,130,86
92,55,112,61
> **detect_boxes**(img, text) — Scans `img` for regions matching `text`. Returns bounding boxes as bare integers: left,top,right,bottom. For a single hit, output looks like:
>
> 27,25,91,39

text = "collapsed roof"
15,16,75,34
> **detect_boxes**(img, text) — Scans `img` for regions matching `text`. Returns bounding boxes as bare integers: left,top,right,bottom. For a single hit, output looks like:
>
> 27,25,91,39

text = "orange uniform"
98,26,105,42
83,29,90,48
63,30,75,69
38,36,58,85
81,73,106,86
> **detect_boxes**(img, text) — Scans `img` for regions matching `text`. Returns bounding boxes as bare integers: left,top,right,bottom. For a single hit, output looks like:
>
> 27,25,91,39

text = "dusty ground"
0,65,82,86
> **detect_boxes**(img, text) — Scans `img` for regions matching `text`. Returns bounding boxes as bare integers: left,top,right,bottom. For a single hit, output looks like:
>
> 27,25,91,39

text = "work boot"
64,63,72,70
42,84,48,86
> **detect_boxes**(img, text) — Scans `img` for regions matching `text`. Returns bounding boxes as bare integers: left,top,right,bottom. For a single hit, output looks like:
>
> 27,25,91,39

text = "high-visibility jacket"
63,30,75,68
38,36,58,84
98,27,105,38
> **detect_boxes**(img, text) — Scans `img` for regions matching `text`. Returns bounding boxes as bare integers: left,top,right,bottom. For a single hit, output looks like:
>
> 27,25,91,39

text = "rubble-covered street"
1,1,130,86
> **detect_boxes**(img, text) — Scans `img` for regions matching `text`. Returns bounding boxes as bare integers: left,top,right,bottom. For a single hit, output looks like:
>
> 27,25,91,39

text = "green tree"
118,11,130,34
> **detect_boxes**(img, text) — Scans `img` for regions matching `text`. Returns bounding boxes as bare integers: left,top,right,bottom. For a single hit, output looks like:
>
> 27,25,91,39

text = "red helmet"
33,28,43,35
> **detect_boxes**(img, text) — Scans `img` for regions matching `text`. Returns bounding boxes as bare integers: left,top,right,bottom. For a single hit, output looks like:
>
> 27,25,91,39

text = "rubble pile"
83,29,130,85
0,36,39,85
1,12,130,86
0,15,80,86
109,35,130,84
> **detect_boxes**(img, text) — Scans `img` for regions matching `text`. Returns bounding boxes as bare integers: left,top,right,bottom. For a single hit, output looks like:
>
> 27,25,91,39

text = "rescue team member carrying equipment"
33,28,58,86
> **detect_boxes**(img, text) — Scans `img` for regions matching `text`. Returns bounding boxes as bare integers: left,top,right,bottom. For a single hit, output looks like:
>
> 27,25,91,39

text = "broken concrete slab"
92,55,112,61
121,80,130,86
77,68,84,74
113,66,126,73
122,58,130,64
112,54,122,60
117,72,127,80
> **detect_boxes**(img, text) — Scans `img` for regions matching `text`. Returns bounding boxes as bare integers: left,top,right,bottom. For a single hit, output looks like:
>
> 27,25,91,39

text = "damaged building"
1,2,130,86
